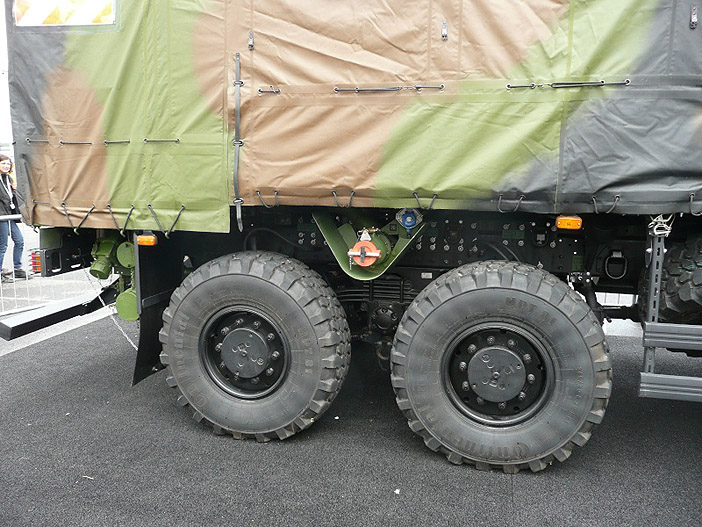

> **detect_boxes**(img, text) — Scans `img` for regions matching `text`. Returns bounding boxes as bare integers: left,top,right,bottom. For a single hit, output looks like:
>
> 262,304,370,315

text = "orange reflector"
556,215,583,230
30,250,42,273
136,234,158,246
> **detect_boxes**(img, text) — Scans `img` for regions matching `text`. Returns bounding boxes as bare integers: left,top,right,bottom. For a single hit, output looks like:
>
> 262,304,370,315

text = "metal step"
639,372,702,402
642,322,702,351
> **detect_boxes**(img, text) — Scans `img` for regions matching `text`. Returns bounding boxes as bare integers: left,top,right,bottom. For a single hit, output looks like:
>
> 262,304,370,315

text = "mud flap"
131,232,184,385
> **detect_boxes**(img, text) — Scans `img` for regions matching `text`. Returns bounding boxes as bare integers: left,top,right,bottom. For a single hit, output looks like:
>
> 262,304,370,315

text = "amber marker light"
556,215,583,230
136,233,158,246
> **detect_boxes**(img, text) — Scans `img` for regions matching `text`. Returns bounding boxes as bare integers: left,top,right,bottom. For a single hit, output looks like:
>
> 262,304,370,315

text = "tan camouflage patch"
36,67,110,228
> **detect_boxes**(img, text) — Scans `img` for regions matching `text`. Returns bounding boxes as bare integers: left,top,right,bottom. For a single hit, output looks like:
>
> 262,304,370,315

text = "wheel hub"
445,325,552,426
200,309,288,399
221,328,270,379
467,347,526,403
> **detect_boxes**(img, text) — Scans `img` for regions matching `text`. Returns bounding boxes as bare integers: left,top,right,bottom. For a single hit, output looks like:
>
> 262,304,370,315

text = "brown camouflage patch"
36,67,110,228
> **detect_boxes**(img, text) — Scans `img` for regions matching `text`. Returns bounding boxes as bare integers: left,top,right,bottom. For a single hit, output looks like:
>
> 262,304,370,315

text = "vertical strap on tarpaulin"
233,52,244,232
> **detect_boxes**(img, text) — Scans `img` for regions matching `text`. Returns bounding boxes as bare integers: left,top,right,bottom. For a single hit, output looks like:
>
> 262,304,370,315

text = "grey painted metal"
639,372,702,402
642,321,702,350
641,228,667,374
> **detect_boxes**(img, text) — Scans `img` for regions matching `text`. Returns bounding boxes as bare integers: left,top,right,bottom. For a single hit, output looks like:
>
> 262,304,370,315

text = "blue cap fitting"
401,212,417,228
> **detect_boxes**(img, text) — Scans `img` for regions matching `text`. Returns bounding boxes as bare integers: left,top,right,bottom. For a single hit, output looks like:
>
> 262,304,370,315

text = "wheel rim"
443,322,555,427
200,306,289,400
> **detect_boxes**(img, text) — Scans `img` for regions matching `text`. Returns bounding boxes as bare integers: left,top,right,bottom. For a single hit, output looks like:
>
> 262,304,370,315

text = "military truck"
2,0,701,473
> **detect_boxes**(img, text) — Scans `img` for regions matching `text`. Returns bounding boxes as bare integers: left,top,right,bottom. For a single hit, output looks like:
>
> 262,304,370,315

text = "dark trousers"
0,220,24,270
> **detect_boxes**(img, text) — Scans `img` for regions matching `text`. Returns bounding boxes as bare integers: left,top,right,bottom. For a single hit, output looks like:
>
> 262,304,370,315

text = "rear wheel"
391,261,611,472
159,251,350,440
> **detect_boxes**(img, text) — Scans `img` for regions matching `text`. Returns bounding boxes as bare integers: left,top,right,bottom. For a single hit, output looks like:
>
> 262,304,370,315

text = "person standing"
0,155,26,282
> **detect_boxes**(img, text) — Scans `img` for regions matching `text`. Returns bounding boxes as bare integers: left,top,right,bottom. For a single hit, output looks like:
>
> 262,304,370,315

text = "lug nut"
523,354,532,364
235,318,243,326
220,362,226,369
518,392,526,401
215,343,223,352
507,339,516,349
253,321,261,329
527,374,536,384
468,344,477,354
498,402,506,410
486,336,495,345
265,368,275,377
220,327,230,336
461,381,470,391
459,361,467,372
271,351,281,360
251,377,259,384
267,333,275,342
476,397,485,406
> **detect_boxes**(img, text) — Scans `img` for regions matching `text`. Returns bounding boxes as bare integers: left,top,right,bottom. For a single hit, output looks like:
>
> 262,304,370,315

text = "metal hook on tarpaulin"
76,205,96,231
332,190,355,208
412,192,438,210
591,195,621,214
496,194,524,213
605,195,621,213
146,204,185,238
107,205,119,230
61,202,76,231
256,190,279,208
107,204,136,236
147,204,165,234
166,206,186,237
61,202,95,234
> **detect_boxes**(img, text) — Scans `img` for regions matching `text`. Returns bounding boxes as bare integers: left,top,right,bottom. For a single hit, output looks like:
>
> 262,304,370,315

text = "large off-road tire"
159,251,351,441
654,236,702,324
391,261,611,473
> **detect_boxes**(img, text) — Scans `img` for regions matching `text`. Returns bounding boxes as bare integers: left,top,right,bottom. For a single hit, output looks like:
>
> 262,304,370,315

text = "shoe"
1,268,11,276
13,269,27,279
1,275,13,283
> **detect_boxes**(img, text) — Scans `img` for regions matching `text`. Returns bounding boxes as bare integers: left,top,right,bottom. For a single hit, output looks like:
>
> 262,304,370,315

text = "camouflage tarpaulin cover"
5,0,702,233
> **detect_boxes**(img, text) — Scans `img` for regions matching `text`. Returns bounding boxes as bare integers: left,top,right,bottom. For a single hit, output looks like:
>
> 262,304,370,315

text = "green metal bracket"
312,211,426,281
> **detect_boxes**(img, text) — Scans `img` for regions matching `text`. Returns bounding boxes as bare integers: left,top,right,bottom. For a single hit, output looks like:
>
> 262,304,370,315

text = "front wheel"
391,261,611,472
159,251,351,440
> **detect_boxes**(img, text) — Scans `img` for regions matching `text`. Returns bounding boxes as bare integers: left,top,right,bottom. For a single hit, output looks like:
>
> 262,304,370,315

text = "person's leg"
0,221,10,280
9,221,24,270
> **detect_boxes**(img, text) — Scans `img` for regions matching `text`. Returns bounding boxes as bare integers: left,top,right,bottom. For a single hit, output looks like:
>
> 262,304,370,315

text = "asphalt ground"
0,319,700,526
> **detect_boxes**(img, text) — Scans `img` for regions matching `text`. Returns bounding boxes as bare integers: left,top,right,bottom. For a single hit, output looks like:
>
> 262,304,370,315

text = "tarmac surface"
0,318,700,526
